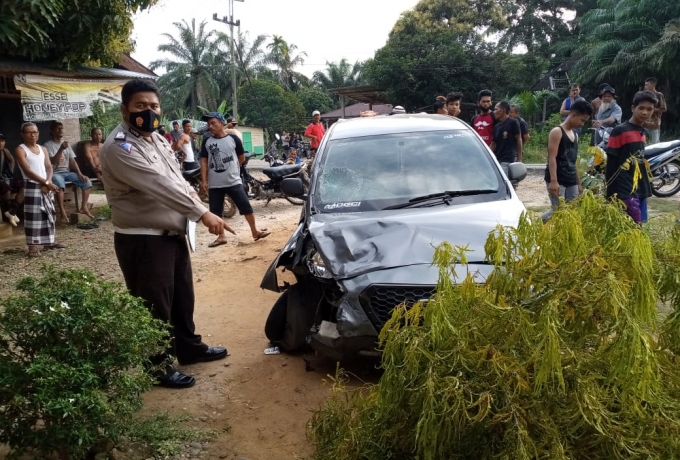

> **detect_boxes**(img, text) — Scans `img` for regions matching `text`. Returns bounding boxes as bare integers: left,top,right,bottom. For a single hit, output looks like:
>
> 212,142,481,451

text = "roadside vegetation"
309,193,680,460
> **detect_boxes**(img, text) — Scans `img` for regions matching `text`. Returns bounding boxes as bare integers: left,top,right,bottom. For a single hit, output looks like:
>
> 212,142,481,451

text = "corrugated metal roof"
0,60,158,80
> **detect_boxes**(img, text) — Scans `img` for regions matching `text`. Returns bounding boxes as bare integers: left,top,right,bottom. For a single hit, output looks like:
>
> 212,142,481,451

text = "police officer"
100,79,235,389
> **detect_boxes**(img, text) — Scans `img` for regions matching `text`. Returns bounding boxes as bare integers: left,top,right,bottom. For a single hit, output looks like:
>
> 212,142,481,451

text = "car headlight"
308,251,333,279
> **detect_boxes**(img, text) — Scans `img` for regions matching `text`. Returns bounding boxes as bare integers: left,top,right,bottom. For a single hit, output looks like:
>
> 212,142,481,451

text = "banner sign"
13,75,126,121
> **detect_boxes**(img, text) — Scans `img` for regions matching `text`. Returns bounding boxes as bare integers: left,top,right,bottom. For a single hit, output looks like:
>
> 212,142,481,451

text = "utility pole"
213,0,244,119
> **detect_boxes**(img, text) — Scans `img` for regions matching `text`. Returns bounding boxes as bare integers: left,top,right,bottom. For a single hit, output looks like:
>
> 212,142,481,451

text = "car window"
314,130,500,210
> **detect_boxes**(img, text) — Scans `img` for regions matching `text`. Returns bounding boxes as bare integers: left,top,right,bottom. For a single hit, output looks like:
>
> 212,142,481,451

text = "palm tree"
576,0,680,83
216,31,269,85
312,59,364,90
643,19,680,70
149,19,222,117
266,35,309,90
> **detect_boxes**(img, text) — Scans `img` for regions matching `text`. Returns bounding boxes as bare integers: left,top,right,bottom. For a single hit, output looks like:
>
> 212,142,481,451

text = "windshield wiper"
383,189,498,210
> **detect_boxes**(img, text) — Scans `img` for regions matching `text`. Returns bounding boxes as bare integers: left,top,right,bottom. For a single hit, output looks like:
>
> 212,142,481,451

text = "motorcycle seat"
644,140,680,159
262,164,301,179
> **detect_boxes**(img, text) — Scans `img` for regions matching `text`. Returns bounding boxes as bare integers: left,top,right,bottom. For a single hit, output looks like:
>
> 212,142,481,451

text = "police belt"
114,227,183,237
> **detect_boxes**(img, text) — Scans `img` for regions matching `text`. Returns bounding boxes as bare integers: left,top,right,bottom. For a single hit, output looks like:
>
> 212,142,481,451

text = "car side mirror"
281,178,306,198
507,162,527,183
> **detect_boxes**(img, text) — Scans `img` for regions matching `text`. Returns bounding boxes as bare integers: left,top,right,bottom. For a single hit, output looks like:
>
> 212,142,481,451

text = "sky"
131,0,421,77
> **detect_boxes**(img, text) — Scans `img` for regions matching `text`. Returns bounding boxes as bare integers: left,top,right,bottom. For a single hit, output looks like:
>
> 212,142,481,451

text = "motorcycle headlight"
308,251,333,279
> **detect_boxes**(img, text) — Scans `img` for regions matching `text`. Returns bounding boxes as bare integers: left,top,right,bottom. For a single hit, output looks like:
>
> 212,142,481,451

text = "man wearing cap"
593,85,622,144
304,110,325,159
200,112,270,247
100,79,233,389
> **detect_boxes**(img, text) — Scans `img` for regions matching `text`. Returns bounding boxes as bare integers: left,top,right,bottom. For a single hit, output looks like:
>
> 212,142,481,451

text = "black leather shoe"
178,346,228,365
156,370,196,389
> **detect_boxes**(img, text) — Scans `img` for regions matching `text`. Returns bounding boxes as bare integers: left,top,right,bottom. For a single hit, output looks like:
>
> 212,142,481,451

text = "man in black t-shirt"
491,101,523,179
605,90,657,224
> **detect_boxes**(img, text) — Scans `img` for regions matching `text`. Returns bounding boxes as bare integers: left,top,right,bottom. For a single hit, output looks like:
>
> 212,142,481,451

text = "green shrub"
0,267,170,460
309,193,680,460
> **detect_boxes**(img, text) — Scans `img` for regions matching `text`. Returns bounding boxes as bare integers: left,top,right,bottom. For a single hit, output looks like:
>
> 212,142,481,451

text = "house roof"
0,59,158,80
117,54,156,76
321,103,394,119
328,85,389,104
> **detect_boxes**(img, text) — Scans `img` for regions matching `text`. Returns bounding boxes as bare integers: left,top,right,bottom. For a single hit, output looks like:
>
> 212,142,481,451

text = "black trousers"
114,233,208,366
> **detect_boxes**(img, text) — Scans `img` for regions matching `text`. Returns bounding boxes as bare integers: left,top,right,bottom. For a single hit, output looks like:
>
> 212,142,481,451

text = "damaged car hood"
309,200,525,279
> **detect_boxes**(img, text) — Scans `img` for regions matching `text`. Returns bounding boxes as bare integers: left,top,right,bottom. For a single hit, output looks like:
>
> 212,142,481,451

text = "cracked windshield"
317,131,499,207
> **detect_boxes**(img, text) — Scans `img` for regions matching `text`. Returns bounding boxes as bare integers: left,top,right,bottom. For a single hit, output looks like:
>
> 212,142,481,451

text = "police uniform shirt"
100,122,207,234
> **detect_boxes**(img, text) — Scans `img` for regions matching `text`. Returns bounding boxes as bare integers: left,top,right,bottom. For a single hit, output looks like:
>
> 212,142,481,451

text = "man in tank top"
542,99,594,222
13,122,63,257
175,119,198,170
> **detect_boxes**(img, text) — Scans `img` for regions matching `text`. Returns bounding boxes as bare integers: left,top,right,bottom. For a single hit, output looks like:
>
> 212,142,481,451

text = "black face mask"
128,109,161,132
158,128,166,136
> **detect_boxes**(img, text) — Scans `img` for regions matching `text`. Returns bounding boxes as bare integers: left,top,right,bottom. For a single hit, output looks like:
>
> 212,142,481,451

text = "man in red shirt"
472,89,495,146
304,110,325,159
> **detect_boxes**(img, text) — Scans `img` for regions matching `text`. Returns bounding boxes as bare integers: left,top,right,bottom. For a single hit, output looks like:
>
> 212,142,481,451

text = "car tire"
264,284,314,351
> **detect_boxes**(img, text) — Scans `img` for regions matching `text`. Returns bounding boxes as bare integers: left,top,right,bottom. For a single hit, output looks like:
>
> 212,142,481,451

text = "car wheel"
264,284,314,351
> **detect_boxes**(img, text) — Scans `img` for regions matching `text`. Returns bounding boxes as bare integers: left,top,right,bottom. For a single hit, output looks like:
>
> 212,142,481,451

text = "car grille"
360,285,436,330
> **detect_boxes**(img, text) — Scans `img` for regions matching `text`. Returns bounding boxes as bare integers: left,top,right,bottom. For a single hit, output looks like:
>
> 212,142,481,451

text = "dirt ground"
0,172,678,460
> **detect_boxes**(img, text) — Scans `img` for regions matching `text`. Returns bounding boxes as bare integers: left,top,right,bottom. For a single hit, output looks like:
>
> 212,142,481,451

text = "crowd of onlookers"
0,121,104,256
426,77,667,225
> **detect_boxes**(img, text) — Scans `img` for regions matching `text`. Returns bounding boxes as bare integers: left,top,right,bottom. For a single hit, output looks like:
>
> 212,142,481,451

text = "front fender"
260,223,305,292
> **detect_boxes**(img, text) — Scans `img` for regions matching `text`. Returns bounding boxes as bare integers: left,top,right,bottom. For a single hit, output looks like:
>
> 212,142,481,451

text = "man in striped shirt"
605,90,658,224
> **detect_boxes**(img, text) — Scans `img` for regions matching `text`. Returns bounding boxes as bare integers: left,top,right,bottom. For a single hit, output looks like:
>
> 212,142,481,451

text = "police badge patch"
117,142,133,154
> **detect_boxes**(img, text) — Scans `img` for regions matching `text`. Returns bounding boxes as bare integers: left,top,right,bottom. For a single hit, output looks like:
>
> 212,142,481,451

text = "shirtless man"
84,127,104,183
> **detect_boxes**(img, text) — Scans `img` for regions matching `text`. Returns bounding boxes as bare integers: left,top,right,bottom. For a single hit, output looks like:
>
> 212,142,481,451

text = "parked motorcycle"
248,162,310,206
182,167,237,218
583,126,680,197
646,140,680,197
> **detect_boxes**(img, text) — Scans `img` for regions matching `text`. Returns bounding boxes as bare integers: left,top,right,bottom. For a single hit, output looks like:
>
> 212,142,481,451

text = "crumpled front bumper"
309,263,493,360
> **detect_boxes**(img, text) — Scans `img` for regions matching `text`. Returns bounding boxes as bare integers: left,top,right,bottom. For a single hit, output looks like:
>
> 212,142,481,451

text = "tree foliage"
496,0,573,56
296,87,335,118
313,59,364,91
266,35,310,91
237,79,306,134
309,194,680,460
363,7,546,111
0,0,158,67
577,0,680,84
150,19,222,119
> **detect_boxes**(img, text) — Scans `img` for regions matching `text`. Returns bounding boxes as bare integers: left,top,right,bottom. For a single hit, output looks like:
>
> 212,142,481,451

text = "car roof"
327,114,472,140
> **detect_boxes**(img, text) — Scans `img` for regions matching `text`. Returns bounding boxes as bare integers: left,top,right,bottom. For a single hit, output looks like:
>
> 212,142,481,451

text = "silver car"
261,114,527,360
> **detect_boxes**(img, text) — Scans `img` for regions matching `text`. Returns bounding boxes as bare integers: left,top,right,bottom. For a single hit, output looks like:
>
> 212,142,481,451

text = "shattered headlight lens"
309,251,333,279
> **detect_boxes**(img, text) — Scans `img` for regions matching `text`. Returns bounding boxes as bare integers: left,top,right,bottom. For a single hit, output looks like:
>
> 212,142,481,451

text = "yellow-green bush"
309,193,680,460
